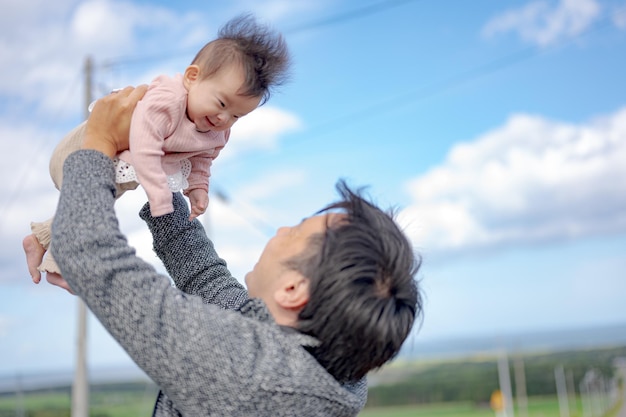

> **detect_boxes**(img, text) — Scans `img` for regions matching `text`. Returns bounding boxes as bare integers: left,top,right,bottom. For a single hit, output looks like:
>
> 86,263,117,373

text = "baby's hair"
191,14,291,105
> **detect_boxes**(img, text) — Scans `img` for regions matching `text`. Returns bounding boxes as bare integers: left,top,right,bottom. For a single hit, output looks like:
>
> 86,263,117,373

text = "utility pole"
71,55,92,417
497,350,515,417
514,356,528,417
555,365,571,417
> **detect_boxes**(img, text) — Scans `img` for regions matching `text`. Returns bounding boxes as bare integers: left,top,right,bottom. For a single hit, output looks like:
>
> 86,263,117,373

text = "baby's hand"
188,189,209,221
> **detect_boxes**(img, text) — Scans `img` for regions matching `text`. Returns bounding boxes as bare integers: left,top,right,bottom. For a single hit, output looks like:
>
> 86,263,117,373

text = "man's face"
245,213,343,301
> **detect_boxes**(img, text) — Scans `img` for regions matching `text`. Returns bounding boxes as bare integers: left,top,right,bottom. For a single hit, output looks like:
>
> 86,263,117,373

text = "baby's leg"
24,122,87,280
28,217,61,274
26,122,135,280
49,121,87,189
38,247,61,274
22,234,46,284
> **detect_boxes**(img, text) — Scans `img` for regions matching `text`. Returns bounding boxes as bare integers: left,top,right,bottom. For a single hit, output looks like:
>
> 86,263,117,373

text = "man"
23,86,423,416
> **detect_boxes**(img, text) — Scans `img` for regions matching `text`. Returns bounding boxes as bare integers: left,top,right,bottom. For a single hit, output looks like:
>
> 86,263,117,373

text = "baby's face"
185,64,261,132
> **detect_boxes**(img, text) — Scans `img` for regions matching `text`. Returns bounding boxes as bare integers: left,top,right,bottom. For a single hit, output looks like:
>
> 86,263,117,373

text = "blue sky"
1,0,625,377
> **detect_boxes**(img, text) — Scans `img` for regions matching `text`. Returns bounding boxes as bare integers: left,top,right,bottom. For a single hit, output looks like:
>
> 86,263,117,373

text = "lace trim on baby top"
114,158,191,192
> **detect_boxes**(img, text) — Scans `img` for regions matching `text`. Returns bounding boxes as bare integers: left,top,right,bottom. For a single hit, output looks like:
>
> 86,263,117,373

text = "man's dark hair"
191,13,291,105
291,180,423,383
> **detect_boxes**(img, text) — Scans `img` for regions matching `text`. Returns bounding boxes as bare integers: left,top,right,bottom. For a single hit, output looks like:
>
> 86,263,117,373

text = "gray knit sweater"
51,150,367,416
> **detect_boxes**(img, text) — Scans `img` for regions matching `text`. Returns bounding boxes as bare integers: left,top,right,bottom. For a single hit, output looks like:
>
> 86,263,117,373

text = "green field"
1,345,623,416
0,393,565,417
0,392,621,417
360,396,624,417
360,402,503,417
0,382,159,417
361,396,569,417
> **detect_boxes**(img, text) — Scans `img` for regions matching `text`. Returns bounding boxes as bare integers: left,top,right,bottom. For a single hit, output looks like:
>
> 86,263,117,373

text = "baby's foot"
22,234,45,284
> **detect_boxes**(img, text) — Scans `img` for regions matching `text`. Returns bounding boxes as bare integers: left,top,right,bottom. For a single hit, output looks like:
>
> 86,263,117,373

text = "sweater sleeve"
50,150,262,414
139,191,249,309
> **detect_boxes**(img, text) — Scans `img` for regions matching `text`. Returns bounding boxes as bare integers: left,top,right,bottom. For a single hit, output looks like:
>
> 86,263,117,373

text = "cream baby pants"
30,121,138,273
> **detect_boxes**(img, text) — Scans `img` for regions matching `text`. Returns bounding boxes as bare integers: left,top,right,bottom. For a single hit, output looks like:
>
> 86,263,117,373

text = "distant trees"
365,345,626,408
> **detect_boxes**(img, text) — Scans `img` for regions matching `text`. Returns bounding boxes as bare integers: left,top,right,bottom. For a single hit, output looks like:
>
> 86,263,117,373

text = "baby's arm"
184,129,228,221
129,77,184,217
185,154,211,221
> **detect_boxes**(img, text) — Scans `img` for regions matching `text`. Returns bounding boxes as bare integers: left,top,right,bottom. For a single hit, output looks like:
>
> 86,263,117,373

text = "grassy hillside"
1,344,624,416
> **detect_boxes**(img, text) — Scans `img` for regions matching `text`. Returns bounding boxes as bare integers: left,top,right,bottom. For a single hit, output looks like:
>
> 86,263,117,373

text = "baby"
24,14,290,277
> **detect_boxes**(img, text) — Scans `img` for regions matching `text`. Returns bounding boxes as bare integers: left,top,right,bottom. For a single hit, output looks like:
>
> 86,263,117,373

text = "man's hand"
82,85,149,158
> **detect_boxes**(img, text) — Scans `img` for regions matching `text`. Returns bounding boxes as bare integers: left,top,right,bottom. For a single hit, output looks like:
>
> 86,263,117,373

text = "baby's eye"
219,100,225,108
233,115,239,119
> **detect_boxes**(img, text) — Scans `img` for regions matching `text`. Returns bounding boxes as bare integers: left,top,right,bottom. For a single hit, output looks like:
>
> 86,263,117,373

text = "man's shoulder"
227,315,367,413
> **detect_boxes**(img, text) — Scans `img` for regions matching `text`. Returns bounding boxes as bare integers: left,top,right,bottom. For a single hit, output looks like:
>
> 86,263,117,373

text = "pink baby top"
117,74,229,217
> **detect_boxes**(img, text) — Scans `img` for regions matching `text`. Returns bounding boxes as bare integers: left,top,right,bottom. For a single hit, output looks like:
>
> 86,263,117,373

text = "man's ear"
183,65,201,89
274,271,310,311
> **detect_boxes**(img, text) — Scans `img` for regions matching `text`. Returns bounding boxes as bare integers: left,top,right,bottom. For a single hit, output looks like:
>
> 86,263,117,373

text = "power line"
99,3,626,161
7,3,624,235
211,186,277,237
95,4,626,230
0,69,83,232
282,0,426,35
225,4,626,163
99,0,424,69
6,0,413,234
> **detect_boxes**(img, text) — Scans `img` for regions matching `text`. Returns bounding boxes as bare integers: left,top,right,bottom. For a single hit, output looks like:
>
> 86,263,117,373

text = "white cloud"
226,106,301,157
71,0,137,46
105,179,279,282
175,197,273,285
70,0,209,51
0,0,211,116
210,169,309,239
613,5,626,29
0,121,63,251
238,169,307,201
399,107,626,256
482,0,601,46
0,316,10,338
201,169,310,281
0,0,74,30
